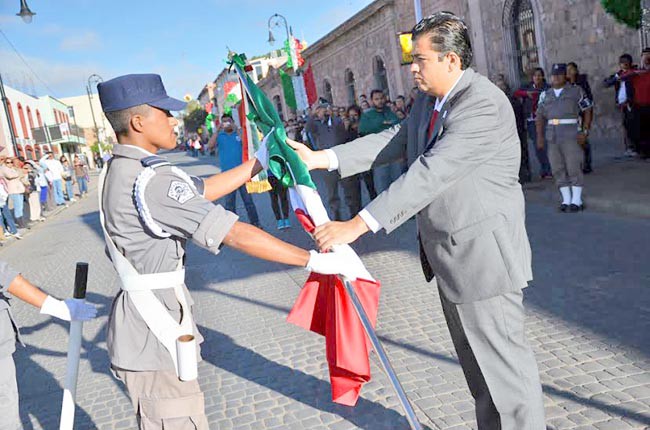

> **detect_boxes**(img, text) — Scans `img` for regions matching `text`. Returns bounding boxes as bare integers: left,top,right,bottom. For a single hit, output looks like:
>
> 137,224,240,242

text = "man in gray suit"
287,12,546,430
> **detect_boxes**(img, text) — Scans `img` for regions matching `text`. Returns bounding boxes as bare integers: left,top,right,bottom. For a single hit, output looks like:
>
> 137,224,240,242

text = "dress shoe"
559,204,569,212
569,203,584,212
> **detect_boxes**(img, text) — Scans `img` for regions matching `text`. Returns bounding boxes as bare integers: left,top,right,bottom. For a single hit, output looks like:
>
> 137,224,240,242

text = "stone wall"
478,0,642,138
272,0,643,138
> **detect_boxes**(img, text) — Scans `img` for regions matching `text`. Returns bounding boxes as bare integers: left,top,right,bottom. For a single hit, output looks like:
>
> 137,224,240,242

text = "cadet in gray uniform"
0,261,96,430
536,63,593,212
97,74,358,430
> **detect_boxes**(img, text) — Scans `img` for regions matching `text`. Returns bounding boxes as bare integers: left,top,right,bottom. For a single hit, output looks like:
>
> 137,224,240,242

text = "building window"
273,95,284,121
373,56,390,98
36,109,42,127
345,69,356,106
255,66,263,81
17,103,28,138
322,80,333,104
511,0,539,85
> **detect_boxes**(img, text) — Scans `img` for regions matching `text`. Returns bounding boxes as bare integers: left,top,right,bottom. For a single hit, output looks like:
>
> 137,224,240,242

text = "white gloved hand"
40,295,98,322
305,248,367,280
254,128,274,171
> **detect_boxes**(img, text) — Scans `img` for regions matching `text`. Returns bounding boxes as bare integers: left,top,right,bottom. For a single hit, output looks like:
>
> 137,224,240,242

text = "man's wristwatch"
582,129,589,136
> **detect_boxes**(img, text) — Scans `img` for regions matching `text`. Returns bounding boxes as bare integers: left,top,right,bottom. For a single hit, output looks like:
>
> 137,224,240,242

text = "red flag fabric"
303,63,318,106
287,210,381,406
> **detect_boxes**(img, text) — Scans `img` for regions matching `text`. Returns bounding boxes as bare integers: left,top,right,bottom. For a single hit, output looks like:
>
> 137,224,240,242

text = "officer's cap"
97,74,186,113
551,63,567,76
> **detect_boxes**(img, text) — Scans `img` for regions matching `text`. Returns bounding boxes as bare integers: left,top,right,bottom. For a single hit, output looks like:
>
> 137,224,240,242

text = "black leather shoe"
569,203,584,212
559,204,569,212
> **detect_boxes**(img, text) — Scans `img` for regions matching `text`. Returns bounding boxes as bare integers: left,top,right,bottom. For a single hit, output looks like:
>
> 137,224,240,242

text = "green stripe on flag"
229,53,315,189
278,69,297,111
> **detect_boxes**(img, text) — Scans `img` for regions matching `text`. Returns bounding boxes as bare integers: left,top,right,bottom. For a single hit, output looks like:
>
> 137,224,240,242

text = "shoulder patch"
167,180,195,204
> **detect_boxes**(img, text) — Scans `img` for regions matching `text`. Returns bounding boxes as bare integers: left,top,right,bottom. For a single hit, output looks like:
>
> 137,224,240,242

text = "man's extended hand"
285,138,330,171
313,215,370,251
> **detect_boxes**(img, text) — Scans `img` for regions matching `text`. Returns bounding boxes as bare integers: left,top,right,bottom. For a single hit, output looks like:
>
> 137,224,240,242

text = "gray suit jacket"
332,68,533,303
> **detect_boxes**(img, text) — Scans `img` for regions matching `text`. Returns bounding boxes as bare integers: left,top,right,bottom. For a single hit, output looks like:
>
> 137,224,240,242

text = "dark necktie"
427,109,440,142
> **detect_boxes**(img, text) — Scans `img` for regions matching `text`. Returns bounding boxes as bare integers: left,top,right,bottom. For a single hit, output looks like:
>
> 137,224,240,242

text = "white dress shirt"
326,71,466,233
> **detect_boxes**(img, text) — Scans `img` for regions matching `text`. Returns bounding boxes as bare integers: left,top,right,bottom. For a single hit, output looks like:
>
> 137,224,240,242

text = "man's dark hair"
359,94,367,99
411,11,473,70
370,89,384,98
221,114,232,120
347,105,362,116
104,104,152,136
620,53,633,63
396,95,406,101
567,62,578,70
532,67,545,77
643,47,650,54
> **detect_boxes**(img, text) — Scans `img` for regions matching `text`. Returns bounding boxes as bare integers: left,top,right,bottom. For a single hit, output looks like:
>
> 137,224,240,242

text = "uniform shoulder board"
140,155,171,169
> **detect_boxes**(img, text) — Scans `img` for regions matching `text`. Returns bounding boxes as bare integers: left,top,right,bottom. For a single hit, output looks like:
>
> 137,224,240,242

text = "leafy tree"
183,108,208,133
601,0,641,29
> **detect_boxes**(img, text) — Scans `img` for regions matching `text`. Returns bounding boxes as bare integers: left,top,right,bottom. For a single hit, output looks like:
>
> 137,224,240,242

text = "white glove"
305,248,367,280
40,295,98,322
254,128,274,171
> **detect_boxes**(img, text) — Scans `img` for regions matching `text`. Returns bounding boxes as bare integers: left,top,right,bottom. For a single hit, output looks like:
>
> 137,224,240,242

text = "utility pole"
0,72,19,156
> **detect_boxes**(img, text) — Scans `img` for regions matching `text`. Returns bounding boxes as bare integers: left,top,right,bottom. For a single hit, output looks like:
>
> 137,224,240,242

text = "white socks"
571,186,583,205
560,187,571,205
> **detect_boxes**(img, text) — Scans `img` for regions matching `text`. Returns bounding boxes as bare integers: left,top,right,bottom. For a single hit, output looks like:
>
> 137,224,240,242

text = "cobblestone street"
4,151,649,430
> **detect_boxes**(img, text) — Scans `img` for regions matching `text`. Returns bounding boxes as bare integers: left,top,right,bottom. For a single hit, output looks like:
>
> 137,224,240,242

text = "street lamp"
16,0,35,24
267,13,296,71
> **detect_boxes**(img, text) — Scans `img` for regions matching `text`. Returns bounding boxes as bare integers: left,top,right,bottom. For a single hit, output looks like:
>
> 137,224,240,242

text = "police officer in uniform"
536,63,593,212
97,74,359,429
0,262,96,430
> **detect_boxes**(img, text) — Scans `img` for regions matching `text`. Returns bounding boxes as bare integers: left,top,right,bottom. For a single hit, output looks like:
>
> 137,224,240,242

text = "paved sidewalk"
2,150,649,429
522,137,650,218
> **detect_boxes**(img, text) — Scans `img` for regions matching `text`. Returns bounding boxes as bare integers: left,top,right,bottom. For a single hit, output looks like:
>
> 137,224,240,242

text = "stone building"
294,0,644,138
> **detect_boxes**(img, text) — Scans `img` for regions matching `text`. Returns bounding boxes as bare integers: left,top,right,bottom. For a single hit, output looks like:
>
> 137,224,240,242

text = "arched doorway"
344,69,356,106
322,80,333,104
504,0,542,86
373,56,390,98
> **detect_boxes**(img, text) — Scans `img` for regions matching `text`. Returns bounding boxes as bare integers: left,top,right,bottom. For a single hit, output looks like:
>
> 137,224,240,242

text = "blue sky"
0,0,374,99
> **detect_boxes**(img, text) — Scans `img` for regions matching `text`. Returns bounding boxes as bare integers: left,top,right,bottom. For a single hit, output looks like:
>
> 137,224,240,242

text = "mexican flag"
229,52,381,406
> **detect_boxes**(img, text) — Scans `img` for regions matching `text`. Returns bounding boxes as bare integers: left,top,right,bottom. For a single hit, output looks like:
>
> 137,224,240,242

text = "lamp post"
16,0,35,24
86,74,103,157
267,13,297,71
0,1,35,157
413,0,422,22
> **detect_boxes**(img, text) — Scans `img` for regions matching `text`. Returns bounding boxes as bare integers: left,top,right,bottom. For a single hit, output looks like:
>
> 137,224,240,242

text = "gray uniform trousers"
0,355,20,430
114,368,208,430
439,287,546,430
547,130,584,187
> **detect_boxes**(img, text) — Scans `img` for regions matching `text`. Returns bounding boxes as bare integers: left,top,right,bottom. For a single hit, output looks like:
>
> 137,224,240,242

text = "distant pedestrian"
73,155,89,197
40,152,66,206
604,53,638,158
537,63,593,212
514,67,552,179
60,156,76,202
208,115,260,226
267,172,290,230
358,89,401,193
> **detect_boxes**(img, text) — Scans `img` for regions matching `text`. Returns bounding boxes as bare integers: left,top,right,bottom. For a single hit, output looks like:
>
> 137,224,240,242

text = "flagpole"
341,279,423,430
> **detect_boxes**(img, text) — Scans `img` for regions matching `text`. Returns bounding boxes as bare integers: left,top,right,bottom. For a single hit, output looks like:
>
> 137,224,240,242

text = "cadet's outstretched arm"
202,159,263,201
223,221,309,267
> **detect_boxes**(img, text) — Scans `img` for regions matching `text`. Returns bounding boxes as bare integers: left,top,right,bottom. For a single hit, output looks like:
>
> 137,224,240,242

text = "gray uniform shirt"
104,144,238,372
536,84,592,142
0,261,21,358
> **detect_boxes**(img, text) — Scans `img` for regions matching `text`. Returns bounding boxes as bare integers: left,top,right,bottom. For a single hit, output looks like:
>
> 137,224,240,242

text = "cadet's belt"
548,119,578,125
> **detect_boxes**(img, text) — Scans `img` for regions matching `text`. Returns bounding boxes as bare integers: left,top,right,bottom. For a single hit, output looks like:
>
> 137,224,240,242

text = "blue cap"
97,74,186,113
551,63,567,76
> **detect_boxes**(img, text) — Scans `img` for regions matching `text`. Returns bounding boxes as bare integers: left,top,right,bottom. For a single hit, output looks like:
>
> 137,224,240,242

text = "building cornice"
302,0,393,59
